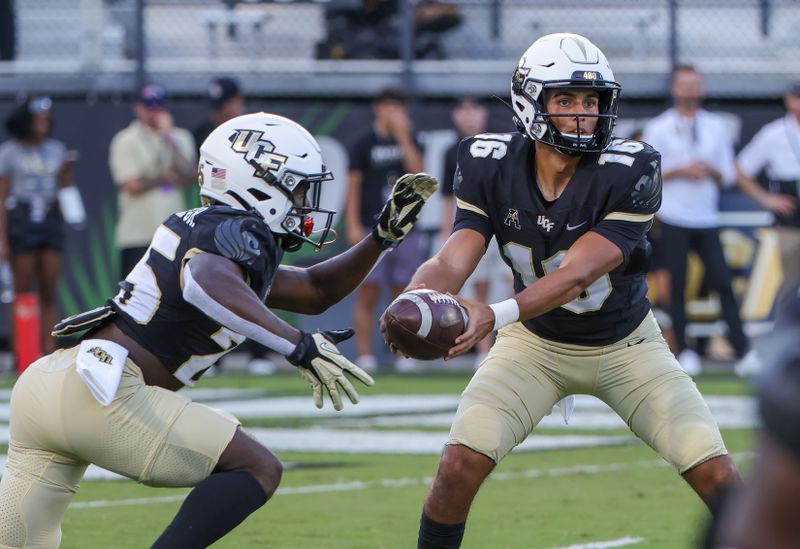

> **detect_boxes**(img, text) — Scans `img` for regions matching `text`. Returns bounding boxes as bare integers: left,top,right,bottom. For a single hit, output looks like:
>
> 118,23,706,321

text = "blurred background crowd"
0,0,798,377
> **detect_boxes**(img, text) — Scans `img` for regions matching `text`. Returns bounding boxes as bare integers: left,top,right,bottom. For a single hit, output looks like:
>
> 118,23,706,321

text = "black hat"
207,77,241,110
454,95,489,108
786,82,800,97
374,86,409,104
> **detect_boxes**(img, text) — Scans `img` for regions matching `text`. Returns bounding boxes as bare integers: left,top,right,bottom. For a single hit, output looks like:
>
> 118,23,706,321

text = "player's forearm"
183,260,301,355
515,266,592,321
407,256,468,295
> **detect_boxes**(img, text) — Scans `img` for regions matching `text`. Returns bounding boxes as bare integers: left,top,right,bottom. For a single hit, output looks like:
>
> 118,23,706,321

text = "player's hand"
446,295,495,360
372,173,438,248
287,329,375,411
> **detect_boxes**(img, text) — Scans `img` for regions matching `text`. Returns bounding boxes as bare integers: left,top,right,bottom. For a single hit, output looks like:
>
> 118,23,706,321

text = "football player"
396,34,740,548
0,113,437,548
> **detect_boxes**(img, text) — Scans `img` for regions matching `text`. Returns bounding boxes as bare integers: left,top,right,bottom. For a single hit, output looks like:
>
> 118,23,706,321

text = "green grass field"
2,372,755,548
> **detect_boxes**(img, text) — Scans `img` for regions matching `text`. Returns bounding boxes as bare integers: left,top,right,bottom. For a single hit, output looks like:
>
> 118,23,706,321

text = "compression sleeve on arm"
182,263,296,356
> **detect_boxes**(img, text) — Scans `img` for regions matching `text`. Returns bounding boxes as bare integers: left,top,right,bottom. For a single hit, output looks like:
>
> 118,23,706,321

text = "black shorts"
7,204,65,255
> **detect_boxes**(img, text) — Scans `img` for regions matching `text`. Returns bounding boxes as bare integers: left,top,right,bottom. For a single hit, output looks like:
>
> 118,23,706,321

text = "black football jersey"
108,206,283,385
453,133,662,346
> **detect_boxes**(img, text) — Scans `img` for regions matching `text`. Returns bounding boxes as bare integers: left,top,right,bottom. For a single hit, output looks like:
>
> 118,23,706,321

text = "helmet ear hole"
248,188,271,202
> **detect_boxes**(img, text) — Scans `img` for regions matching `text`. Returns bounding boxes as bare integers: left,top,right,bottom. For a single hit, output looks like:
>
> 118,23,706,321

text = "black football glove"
287,329,374,411
372,172,438,248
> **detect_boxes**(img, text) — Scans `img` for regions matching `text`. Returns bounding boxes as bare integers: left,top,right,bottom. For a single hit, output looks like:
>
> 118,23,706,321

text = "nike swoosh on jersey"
566,221,588,231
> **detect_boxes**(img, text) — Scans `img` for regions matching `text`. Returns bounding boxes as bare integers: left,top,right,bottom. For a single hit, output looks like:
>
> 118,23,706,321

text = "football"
383,289,469,360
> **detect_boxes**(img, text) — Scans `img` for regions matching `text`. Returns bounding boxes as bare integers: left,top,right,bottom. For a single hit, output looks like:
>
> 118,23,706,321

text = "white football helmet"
511,33,621,155
198,112,334,251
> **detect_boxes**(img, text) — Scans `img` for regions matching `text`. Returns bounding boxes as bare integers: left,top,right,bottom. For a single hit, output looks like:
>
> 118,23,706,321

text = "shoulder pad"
213,216,267,265
630,157,662,213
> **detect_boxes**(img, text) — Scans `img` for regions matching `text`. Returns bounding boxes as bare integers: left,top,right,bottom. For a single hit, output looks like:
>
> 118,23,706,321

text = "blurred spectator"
736,82,800,296
345,86,424,373
642,65,749,376
705,285,800,548
192,77,246,153
441,96,509,368
0,97,77,355
0,0,14,60
318,0,461,60
109,84,197,277
645,218,679,355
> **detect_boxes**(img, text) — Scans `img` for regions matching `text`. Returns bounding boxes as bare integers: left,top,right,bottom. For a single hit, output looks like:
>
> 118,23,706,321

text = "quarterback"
403,34,740,548
0,113,437,548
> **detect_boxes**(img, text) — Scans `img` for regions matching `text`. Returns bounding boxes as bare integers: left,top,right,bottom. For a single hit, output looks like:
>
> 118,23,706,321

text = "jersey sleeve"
190,210,281,292
452,137,494,243
592,147,662,263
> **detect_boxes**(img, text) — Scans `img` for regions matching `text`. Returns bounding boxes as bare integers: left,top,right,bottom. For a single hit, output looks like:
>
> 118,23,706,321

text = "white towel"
558,395,575,425
75,339,128,406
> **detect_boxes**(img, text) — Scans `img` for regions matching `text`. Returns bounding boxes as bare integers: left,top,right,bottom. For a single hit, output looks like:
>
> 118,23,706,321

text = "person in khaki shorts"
394,34,740,549
0,113,437,548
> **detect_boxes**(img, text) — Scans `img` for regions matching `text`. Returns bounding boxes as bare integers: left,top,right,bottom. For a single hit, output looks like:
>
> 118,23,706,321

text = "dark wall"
0,95,788,352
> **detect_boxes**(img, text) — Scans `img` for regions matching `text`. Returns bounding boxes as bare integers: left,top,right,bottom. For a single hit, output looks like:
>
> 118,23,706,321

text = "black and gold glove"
372,172,438,248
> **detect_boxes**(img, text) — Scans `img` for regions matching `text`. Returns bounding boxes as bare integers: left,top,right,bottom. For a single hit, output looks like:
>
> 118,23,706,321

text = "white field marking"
0,394,757,424
68,453,753,510
0,432,638,480
550,537,646,549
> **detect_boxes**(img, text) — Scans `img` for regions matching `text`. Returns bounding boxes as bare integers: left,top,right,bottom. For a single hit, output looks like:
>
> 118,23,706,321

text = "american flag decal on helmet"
210,167,226,188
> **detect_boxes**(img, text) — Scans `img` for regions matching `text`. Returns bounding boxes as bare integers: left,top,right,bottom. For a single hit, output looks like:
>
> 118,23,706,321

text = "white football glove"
287,329,375,411
372,172,438,248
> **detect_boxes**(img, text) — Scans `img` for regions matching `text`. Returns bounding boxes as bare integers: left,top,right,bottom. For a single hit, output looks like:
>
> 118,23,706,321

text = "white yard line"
550,537,646,549
71,455,749,510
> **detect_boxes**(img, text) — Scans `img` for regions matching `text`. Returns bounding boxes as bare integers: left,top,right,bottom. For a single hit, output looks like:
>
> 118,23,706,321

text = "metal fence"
1,0,798,98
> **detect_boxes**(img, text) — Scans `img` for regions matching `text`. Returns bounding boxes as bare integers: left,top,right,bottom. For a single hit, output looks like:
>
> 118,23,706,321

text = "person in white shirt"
736,82,800,293
643,65,749,376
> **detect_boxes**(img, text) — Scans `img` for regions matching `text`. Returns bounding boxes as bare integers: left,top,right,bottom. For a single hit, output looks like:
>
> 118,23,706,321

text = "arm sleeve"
592,152,662,262
452,138,493,245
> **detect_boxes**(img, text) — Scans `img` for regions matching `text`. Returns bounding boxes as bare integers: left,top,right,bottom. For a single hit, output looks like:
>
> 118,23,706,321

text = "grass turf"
44,373,756,548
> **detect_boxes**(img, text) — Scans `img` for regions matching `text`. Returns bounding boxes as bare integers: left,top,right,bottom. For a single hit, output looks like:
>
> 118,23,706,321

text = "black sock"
151,470,268,548
417,511,465,549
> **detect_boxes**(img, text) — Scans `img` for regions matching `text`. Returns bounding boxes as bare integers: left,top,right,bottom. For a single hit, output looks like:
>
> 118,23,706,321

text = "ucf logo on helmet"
229,129,288,179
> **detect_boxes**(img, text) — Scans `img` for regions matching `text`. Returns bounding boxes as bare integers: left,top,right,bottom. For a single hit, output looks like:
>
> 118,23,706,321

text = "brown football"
383,289,469,360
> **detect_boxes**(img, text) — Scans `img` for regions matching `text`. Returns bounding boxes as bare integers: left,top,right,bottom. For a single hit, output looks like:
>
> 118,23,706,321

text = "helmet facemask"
512,75,620,156
274,170,336,252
